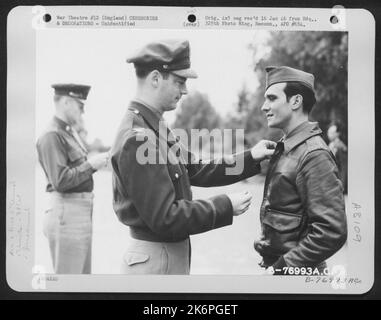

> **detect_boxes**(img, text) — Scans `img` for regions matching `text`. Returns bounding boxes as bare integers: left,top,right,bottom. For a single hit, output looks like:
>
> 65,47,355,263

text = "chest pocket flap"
68,148,84,162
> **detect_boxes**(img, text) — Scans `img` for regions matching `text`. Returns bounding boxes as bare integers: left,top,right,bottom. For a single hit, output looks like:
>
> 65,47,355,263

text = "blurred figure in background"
36,84,109,274
327,123,348,194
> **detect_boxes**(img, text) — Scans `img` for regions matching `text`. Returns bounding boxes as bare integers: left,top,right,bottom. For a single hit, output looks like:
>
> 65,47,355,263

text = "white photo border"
6,6,375,293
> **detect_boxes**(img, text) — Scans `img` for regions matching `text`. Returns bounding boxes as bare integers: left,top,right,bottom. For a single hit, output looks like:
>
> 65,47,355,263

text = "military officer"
111,39,277,275
254,66,348,275
37,84,109,274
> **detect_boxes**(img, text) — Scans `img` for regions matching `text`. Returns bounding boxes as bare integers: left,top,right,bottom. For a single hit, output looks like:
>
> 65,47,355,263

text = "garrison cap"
265,66,315,92
52,84,91,102
127,39,198,79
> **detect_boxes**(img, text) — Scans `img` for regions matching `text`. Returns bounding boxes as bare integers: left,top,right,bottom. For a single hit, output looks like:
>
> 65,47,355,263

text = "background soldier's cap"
52,84,91,102
265,66,315,92
126,39,198,79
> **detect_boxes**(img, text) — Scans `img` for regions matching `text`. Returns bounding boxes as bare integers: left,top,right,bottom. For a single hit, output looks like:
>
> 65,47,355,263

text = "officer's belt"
130,226,188,243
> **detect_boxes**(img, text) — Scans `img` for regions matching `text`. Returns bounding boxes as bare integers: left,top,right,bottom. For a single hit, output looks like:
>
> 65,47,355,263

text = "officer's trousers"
121,238,190,275
43,192,93,274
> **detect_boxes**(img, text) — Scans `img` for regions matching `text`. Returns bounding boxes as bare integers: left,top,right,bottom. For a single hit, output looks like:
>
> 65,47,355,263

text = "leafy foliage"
173,91,222,133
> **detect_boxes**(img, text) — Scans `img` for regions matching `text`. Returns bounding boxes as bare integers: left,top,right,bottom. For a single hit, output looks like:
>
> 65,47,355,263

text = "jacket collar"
53,116,72,133
283,121,322,154
128,101,180,148
128,100,164,135
52,116,88,153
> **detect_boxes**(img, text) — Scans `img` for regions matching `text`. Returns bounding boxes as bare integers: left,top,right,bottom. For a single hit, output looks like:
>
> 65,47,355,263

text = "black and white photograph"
6,6,375,294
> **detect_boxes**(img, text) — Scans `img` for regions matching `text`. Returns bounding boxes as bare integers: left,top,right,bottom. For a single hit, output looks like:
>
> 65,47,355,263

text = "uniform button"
134,110,139,114
175,173,179,179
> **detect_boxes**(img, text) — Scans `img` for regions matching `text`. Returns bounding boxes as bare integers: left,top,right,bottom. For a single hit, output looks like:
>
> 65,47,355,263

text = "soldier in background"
327,123,348,194
37,84,109,274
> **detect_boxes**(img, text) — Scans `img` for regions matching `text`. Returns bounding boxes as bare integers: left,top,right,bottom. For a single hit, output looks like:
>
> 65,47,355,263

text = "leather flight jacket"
254,122,347,270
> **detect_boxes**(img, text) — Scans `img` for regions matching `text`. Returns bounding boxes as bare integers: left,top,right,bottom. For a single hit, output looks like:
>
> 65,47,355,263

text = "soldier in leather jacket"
254,66,348,274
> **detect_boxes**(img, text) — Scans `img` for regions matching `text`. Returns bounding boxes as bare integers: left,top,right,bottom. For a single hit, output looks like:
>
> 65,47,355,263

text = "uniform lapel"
53,116,88,154
128,101,187,166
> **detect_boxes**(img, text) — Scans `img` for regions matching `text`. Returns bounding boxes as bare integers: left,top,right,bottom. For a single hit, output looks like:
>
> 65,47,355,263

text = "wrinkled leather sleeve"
117,134,233,239
279,149,347,267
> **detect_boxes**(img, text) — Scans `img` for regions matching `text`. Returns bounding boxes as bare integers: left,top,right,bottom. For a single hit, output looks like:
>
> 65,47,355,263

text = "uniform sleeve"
273,149,348,269
117,135,233,239
186,150,261,187
37,132,94,192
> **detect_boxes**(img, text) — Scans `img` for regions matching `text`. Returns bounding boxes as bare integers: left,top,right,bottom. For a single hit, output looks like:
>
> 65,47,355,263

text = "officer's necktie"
265,140,285,187
270,141,285,164
70,127,88,154
261,140,285,212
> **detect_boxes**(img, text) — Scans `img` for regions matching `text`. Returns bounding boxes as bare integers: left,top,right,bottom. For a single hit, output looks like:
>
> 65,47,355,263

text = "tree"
173,91,222,156
173,91,221,132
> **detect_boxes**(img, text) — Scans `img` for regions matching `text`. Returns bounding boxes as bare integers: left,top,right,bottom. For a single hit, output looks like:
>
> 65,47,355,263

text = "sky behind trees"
36,29,347,147
36,29,268,145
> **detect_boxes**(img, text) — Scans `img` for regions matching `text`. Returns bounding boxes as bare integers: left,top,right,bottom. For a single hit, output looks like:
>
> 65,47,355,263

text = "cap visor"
171,68,198,79
72,97,87,104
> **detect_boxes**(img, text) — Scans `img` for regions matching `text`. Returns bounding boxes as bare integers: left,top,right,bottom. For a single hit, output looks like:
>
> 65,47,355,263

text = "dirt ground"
35,168,348,275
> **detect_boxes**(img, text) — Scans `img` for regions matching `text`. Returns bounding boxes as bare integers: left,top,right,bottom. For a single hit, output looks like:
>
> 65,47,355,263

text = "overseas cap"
127,39,198,79
265,66,315,92
52,84,91,102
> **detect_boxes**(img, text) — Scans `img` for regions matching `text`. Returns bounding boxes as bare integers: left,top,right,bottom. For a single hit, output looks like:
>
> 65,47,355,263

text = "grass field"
35,167,348,275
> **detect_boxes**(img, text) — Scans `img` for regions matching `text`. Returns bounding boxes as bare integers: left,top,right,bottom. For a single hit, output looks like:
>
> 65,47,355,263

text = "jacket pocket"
124,252,150,266
68,148,84,162
263,209,302,233
262,209,303,255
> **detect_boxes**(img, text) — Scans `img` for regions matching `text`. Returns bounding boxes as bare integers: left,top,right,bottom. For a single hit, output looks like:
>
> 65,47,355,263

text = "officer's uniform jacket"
111,101,261,242
254,121,348,269
37,117,94,193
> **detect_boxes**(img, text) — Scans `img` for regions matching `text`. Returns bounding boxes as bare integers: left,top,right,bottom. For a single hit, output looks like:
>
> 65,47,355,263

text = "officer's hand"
88,152,110,171
227,191,253,216
250,140,277,162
